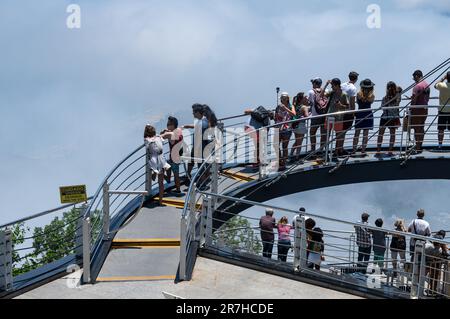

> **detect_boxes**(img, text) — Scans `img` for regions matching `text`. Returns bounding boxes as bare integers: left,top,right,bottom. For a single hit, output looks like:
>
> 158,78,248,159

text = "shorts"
311,116,326,128
325,117,344,131
293,122,307,135
167,159,180,174
438,112,450,131
410,108,428,126
342,113,354,131
380,117,400,128
279,129,292,140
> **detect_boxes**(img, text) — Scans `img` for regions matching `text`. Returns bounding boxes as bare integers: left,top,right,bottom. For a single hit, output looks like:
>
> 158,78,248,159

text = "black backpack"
251,106,270,126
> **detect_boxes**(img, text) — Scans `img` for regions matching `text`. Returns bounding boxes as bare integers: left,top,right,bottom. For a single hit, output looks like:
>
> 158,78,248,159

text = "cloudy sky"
1,0,449,224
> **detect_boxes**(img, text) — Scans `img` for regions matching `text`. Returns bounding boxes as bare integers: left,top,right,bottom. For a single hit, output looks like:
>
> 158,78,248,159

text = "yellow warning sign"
59,185,87,204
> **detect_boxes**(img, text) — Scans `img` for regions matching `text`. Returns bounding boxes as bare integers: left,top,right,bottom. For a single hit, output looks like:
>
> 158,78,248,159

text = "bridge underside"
214,157,450,229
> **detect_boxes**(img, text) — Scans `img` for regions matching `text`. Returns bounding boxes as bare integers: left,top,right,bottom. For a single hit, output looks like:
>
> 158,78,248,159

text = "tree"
213,215,262,254
10,205,102,276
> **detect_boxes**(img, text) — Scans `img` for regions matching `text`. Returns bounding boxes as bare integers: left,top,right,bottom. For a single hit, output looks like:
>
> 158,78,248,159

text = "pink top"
278,224,292,241
412,81,430,106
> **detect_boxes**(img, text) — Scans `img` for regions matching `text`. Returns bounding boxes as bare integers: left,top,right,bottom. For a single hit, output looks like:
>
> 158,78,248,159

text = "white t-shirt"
341,82,357,98
408,218,431,236
292,214,310,228
308,89,317,116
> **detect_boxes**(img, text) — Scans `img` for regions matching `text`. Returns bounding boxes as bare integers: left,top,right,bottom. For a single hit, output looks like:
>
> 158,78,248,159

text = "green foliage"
213,216,262,254
9,205,102,276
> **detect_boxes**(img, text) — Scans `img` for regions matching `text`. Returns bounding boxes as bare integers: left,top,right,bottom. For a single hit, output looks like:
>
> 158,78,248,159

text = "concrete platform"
15,257,361,299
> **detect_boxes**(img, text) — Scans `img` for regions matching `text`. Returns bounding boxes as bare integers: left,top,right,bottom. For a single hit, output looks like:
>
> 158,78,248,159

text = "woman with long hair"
144,124,172,205
376,82,402,157
277,216,293,262
290,92,310,162
353,79,375,157
390,219,407,276
275,92,296,170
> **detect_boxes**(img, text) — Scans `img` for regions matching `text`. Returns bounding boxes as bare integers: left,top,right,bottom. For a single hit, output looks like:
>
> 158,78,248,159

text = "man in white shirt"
339,71,359,156
435,71,450,148
408,209,431,261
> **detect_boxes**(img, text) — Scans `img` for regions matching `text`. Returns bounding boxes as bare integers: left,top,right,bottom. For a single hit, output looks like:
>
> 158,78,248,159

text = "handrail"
200,191,450,246
0,196,93,229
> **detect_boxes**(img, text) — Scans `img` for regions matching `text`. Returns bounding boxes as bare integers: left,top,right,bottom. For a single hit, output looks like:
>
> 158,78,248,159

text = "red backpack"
314,88,329,115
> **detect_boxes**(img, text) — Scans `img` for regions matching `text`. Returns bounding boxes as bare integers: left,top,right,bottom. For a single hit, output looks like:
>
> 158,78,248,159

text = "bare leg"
353,129,361,151
362,129,369,153
377,127,386,152
389,128,397,152
158,172,164,205
310,126,318,152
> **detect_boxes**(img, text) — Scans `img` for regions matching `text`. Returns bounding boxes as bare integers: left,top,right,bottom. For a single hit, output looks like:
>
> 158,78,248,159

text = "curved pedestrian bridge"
2,103,450,299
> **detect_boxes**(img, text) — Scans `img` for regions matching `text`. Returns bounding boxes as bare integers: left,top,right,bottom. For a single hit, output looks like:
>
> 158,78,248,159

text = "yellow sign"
59,185,87,204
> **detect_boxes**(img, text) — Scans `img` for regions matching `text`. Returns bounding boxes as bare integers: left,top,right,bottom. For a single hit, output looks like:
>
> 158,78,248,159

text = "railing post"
145,145,152,197
293,216,307,271
82,217,91,284
75,206,85,260
179,217,187,280
102,182,110,240
259,128,268,180
205,195,213,248
200,195,210,246
0,229,13,292
411,240,425,299
210,161,218,210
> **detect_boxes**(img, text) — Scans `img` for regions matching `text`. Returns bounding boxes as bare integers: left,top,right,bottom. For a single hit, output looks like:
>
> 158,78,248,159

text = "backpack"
314,89,329,115
251,106,270,126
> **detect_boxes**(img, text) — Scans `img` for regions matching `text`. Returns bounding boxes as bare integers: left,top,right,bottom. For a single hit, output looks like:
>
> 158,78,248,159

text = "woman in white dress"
144,124,171,206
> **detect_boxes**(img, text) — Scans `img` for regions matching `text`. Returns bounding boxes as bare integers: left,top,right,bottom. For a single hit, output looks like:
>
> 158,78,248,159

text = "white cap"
280,92,289,97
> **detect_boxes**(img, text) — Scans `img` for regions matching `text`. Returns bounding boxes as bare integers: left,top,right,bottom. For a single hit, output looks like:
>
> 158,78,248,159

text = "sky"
1,0,450,224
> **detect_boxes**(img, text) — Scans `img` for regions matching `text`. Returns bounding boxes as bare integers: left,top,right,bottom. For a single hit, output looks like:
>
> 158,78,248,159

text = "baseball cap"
280,92,289,97
349,71,359,79
331,78,341,86
311,78,322,86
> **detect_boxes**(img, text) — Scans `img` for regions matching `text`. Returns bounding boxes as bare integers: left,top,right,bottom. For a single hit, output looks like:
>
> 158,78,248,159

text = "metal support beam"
259,129,268,180
199,195,209,246
102,182,110,240
293,215,307,271
411,240,425,299
211,161,219,210
205,196,213,247
0,229,13,292
179,217,187,280
82,217,91,284
75,206,85,260
145,146,152,198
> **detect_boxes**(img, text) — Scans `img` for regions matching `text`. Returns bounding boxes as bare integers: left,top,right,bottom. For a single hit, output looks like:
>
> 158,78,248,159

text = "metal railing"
196,191,450,299
180,101,450,298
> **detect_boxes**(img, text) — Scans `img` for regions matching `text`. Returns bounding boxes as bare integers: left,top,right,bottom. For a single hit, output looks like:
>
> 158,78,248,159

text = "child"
144,124,171,205
161,116,183,194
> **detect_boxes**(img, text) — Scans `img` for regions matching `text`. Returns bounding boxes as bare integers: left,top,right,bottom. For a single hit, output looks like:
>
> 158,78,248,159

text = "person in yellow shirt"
435,71,450,148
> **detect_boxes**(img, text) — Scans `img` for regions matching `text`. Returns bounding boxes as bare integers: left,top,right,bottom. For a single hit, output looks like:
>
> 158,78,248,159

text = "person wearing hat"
274,92,296,170
410,70,431,153
308,78,327,156
354,212,372,273
435,71,450,149
353,79,375,157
